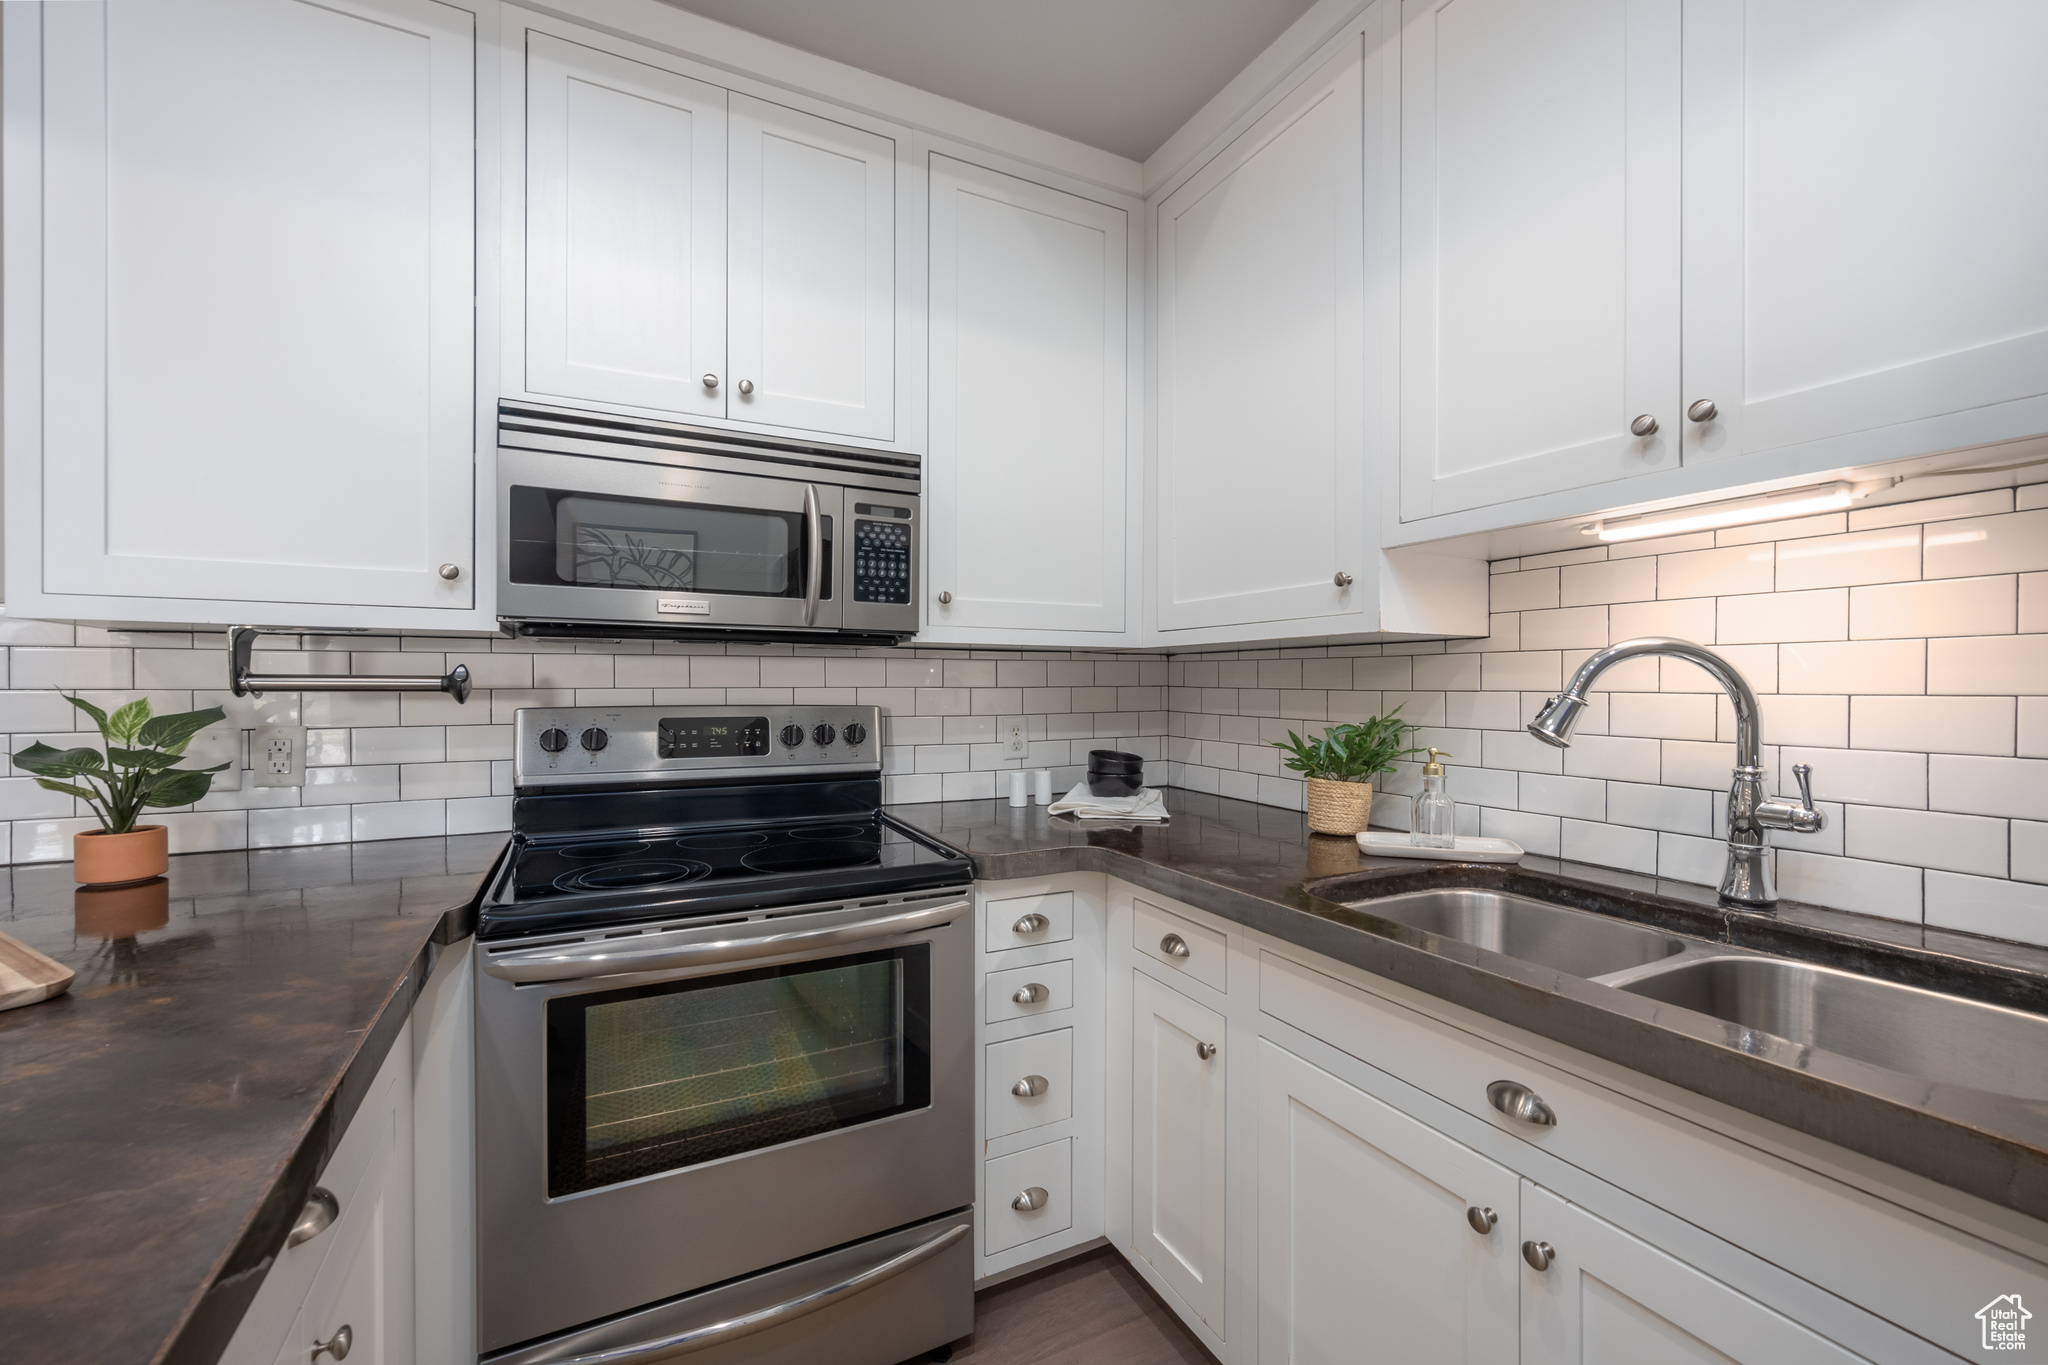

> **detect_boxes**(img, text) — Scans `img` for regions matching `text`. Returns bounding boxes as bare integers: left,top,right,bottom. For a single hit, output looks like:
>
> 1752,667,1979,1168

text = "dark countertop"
885,791,2048,1226
0,834,504,1365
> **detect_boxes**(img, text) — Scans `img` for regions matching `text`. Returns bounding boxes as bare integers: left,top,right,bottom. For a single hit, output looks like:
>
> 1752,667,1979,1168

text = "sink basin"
1619,956,2048,1101
1349,888,1691,979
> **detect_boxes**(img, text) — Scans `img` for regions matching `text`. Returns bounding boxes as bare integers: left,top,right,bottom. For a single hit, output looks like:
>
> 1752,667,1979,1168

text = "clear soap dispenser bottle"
1411,748,1456,848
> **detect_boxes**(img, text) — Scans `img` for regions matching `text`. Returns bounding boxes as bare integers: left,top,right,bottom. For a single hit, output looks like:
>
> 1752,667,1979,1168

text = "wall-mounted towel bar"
229,626,473,703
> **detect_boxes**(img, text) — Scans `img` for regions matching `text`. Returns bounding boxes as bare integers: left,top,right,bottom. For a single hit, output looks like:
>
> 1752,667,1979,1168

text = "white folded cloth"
1047,783,1170,822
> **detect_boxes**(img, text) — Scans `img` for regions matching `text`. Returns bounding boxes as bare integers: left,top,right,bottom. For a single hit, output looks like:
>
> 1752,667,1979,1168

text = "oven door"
498,447,843,631
474,892,973,1355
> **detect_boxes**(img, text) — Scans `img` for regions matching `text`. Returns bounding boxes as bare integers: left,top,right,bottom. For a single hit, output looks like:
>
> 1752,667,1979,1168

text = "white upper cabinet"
1398,0,1681,520
1680,0,2048,466
727,94,898,443
8,0,480,625
925,155,1130,639
1154,43,1369,634
523,33,727,420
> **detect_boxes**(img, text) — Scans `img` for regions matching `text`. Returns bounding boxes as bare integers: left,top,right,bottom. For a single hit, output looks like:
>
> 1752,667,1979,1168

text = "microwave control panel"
852,517,912,605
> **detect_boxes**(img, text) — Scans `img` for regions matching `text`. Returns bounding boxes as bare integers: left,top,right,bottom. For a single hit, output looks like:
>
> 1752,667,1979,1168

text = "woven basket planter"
1304,777,1374,836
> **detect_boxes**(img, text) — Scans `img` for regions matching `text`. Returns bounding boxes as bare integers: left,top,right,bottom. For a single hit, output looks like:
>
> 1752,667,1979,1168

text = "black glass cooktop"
479,813,971,940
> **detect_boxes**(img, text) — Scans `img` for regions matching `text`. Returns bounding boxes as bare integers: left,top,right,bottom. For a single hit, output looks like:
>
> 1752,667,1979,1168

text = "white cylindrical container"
1008,770,1029,807
1033,769,1053,805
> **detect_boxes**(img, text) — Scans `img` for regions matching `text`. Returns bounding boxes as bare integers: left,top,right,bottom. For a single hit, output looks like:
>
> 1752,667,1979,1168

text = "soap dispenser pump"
1411,748,1455,848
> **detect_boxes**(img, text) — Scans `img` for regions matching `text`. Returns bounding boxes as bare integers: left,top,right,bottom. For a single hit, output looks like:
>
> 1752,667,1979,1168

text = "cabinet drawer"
1132,896,1226,992
986,958,1073,1024
985,889,1075,953
1258,947,2048,1360
985,1029,1073,1140
983,1138,1073,1255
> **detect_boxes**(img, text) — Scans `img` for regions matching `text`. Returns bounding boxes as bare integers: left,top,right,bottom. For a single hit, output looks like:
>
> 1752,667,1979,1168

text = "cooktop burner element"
481,704,972,941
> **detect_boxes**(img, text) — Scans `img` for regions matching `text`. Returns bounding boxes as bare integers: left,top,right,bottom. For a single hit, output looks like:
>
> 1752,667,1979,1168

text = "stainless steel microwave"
496,403,920,641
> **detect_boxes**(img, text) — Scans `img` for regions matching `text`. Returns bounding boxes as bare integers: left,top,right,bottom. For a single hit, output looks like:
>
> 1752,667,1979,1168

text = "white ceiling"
657,0,1322,161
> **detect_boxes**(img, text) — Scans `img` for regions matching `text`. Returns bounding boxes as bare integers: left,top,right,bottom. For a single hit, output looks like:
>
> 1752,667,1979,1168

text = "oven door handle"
539,1220,969,1365
801,482,823,627
480,899,969,983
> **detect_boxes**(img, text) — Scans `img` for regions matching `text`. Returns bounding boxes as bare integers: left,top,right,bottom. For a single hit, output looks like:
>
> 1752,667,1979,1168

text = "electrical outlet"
1002,717,1029,758
253,725,307,788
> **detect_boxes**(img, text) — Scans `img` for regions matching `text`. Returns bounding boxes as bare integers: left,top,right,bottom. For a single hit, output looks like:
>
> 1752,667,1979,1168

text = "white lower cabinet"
1130,969,1229,1334
984,1138,1075,1257
1256,1038,1519,1364
1520,1182,1867,1365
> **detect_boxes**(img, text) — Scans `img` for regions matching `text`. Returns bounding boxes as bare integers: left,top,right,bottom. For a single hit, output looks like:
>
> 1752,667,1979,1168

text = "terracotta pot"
1304,777,1374,836
74,876,171,937
73,825,169,887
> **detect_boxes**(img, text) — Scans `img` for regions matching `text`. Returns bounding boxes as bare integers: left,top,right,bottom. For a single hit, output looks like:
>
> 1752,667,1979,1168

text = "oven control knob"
779,724,805,748
843,721,868,747
538,727,569,754
580,727,608,753
812,723,837,747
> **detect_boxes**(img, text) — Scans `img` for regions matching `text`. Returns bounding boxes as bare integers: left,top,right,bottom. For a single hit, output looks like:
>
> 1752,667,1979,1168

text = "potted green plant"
12,696,229,886
1272,707,1420,835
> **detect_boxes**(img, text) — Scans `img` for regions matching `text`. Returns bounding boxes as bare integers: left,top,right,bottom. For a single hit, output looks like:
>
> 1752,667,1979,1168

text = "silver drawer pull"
1012,983,1048,1005
1159,933,1190,958
311,1324,353,1360
287,1187,339,1248
1012,1074,1048,1098
1487,1079,1556,1128
1195,1040,1218,1061
1012,1187,1048,1213
1522,1240,1555,1271
1466,1205,1497,1236
1012,912,1048,934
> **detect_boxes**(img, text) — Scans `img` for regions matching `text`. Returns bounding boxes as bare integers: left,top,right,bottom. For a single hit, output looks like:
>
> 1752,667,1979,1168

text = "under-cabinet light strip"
1584,478,1898,543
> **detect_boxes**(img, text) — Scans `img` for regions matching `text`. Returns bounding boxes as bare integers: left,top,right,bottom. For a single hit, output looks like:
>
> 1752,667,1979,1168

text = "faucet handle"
1792,763,1815,811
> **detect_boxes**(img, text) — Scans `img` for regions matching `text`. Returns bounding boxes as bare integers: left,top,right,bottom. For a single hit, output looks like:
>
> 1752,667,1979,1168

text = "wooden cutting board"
0,929,74,1011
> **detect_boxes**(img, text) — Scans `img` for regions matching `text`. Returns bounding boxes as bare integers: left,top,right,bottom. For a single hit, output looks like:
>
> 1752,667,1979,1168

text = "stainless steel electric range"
474,704,974,1365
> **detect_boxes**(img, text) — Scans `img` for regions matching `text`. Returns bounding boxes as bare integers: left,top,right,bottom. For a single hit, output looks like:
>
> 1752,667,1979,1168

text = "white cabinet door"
926,155,1128,637
1154,44,1367,632
1130,970,1228,1333
1521,1183,1871,1365
726,94,897,442
1681,0,2048,466
523,32,727,420
279,1100,416,1365
1257,1040,1519,1365
1398,0,1681,519
29,0,475,613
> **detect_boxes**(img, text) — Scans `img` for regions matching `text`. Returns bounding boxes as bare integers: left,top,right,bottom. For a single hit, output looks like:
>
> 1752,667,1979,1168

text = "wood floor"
915,1248,1220,1365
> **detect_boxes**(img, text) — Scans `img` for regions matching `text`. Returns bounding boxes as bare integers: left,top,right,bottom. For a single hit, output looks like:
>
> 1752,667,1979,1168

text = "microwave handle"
534,1220,969,1365
480,899,968,983
802,483,823,627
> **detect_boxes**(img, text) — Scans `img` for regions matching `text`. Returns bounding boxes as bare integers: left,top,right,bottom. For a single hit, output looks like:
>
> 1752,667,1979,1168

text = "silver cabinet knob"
1195,1040,1218,1061
1333,571,1354,588
1012,912,1048,935
703,373,719,389
1012,982,1047,1005
1487,1079,1556,1127
737,379,754,395
1159,933,1190,958
438,563,461,580
311,1324,354,1361
1630,414,1659,437
1012,1186,1048,1212
1466,1205,1498,1235
1522,1240,1555,1272
1687,398,1717,422
1012,1074,1048,1098
937,591,953,605
287,1187,339,1248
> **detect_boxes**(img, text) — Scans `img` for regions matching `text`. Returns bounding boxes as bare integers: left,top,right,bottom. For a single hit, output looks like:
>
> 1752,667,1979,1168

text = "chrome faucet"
1526,637,1823,908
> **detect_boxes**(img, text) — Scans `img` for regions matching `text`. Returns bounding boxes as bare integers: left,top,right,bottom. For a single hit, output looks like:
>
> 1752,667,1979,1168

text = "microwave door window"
558,495,791,595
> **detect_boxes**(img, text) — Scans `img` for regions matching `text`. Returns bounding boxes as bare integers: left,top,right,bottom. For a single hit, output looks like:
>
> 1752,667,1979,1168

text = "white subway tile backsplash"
1480,807,1560,857
1929,754,2048,820
1844,805,2009,877
1561,733,1662,783
1774,527,1922,591
1608,692,1716,741
1561,818,1657,875
1604,781,1712,835
1781,746,1927,809
1850,696,2014,756
1924,871,2048,946
1758,694,1848,749
1922,509,2048,579
1717,589,1846,644
2024,698,2048,758
1608,597,1717,643
1490,569,1560,612
1659,544,1774,599
1849,576,2016,640
2015,821,2048,885
1557,556,1656,607
1779,640,1924,695
1519,772,1605,821
1850,488,2011,530
1927,635,2048,695
1777,851,1922,923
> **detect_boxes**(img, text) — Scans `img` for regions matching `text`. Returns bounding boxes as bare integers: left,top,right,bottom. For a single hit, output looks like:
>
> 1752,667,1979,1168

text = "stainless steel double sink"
1347,887,2048,1103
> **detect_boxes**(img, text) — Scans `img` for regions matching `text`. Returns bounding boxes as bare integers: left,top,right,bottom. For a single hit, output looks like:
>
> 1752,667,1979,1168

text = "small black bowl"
1087,749,1144,798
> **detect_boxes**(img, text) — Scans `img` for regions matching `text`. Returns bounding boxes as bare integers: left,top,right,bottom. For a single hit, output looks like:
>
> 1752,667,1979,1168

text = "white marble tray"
1355,830,1525,863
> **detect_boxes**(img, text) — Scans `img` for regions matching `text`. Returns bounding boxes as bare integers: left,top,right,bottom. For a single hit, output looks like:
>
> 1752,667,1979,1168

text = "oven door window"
508,485,831,599
545,945,930,1197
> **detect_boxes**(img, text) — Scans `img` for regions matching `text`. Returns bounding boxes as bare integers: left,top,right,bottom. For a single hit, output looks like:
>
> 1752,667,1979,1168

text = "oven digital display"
658,716,769,758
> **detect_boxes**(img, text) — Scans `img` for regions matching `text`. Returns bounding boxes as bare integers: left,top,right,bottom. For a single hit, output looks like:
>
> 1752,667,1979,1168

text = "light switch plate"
183,722,241,793
253,725,307,788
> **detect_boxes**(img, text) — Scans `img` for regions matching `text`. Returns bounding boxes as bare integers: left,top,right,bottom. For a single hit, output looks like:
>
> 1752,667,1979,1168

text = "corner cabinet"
922,155,1136,644
504,15,914,451
2,0,489,631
